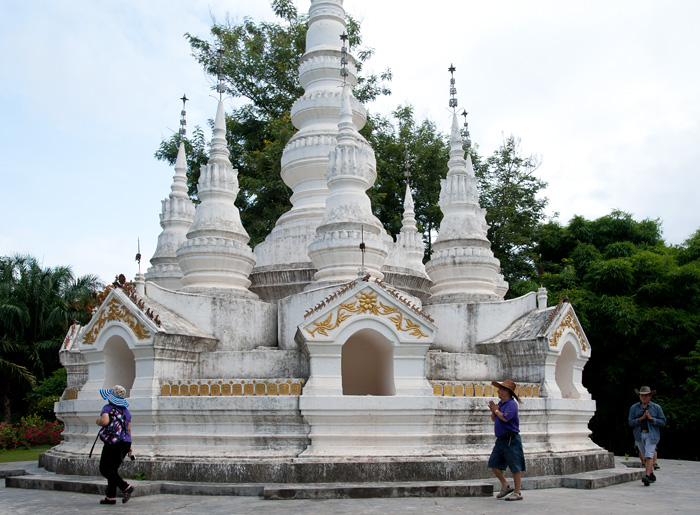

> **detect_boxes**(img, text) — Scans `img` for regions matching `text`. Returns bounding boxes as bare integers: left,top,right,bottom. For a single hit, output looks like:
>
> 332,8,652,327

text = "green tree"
0,255,101,422
364,105,450,258
536,213,700,459
474,135,549,290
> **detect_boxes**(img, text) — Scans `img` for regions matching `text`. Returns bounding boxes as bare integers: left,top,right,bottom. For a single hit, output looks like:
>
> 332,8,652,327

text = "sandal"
122,485,135,503
496,485,514,498
505,492,523,501
99,498,116,504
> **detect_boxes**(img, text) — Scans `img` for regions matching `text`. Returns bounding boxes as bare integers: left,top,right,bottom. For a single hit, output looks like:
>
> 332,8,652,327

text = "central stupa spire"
250,0,366,298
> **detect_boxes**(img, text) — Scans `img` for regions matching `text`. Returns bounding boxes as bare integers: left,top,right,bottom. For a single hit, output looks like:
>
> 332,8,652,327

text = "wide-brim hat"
492,379,520,402
100,385,129,407
635,386,656,396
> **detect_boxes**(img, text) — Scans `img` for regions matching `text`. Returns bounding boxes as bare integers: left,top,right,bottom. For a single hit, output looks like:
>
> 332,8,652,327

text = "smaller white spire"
208,100,231,166
401,184,417,233
170,142,189,200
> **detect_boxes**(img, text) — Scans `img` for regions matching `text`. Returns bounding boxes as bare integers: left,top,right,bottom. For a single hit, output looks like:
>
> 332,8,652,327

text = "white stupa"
52,0,610,486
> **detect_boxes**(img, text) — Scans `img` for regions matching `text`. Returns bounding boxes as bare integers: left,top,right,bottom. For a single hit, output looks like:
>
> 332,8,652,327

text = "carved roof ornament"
543,302,590,353
82,295,152,346
299,281,437,343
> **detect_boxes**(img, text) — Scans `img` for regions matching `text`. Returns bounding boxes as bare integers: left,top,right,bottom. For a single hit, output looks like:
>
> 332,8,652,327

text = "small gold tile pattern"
159,379,306,397
431,381,540,398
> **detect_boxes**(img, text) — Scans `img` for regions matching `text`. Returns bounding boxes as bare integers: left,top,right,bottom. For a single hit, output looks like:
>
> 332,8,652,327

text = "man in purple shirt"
487,379,526,501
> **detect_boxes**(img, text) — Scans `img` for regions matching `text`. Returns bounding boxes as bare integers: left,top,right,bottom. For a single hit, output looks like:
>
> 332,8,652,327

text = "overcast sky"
1,0,698,284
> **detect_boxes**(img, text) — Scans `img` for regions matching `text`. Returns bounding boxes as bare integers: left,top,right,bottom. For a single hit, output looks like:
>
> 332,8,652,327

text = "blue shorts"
488,433,526,474
636,432,657,459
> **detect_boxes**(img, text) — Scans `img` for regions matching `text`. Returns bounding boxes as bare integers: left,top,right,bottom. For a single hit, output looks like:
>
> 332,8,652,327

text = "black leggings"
99,441,131,498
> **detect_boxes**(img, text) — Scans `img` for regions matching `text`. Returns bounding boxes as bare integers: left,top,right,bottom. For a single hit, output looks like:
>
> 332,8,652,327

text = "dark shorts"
487,433,526,474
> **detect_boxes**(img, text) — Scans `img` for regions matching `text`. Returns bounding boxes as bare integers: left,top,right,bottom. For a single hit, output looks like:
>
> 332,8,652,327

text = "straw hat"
491,379,520,402
635,386,656,396
100,385,129,407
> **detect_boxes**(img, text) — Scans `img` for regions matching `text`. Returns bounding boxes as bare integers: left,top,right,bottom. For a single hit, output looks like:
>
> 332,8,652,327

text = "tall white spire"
251,0,364,297
308,84,389,283
425,70,508,301
175,99,256,293
146,98,195,290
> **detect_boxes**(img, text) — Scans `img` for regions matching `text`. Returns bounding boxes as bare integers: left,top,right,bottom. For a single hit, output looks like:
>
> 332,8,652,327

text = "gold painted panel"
433,383,443,396
255,383,266,396
465,383,474,397
474,384,484,397
243,383,254,396
291,383,302,395
484,384,493,397
200,384,209,396
189,384,198,396
211,383,221,396
279,383,290,395
82,297,151,345
232,383,242,396
454,384,464,396
549,310,586,350
161,383,171,396
444,384,454,397
267,383,278,396
526,386,533,398
306,291,428,339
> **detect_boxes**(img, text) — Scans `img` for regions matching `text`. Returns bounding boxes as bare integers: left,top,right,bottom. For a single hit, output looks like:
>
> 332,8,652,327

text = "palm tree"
0,255,102,421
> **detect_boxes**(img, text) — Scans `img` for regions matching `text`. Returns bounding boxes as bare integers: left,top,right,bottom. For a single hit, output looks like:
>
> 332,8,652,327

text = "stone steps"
4,460,643,500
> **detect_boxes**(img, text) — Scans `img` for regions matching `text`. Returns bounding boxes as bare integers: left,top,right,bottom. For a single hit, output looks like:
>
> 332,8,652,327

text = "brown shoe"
122,485,135,503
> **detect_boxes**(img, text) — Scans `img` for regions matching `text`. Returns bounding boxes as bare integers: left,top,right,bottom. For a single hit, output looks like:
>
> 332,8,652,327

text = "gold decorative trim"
431,381,540,398
82,297,151,345
549,310,586,350
306,291,428,339
63,387,80,400
159,379,306,397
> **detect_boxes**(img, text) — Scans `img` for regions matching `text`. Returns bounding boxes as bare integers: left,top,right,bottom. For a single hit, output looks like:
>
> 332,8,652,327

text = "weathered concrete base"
40,448,614,484
6,456,640,500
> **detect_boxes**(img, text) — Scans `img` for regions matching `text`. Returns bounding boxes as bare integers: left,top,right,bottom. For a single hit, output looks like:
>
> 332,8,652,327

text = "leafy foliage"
0,255,101,422
363,106,449,257
474,135,549,288
0,414,63,450
537,212,700,459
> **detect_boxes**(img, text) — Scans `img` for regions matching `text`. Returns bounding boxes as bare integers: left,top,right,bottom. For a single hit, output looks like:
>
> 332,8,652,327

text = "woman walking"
96,385,135,504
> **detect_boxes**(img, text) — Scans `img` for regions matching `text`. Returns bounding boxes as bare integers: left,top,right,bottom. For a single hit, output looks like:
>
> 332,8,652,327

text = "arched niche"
341,328,395,396
103,334,136,395
555,341,580,399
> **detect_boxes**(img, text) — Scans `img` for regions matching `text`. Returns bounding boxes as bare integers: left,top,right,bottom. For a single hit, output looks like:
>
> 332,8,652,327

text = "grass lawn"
0,445,54,463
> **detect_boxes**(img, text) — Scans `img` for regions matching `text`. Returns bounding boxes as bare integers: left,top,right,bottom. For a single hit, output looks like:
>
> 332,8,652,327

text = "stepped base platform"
38,449,615,484
4,456,642,500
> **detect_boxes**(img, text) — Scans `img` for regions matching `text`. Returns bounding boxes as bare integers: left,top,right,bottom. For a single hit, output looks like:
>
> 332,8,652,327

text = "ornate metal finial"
404,142,412,184
340,33,349,84
179,94,188,138
135,238,142,273
461,109,471,148
448,63,458,112
216,47,226,100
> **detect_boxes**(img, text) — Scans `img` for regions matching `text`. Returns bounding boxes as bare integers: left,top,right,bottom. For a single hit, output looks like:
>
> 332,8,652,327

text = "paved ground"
1,457,697,514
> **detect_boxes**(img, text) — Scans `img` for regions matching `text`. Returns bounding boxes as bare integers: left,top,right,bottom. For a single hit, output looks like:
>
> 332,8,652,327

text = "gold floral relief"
306,291,428,339
82,297,151,345
549,310,586,350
